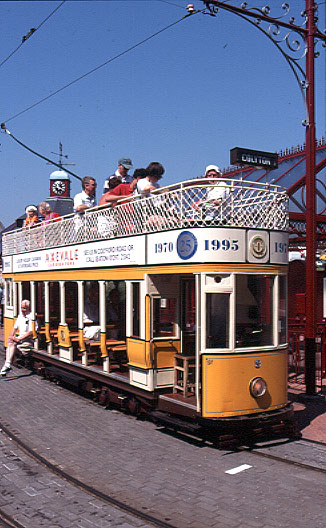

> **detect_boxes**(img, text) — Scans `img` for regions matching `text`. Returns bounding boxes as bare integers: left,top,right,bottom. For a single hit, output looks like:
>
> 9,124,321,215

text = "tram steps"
149,410,201,433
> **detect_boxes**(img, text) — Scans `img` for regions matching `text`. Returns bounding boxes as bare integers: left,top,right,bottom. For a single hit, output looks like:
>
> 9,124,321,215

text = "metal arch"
202,1,309,121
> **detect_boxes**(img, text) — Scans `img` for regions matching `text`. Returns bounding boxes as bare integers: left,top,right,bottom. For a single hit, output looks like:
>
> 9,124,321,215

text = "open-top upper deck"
2,179,288,256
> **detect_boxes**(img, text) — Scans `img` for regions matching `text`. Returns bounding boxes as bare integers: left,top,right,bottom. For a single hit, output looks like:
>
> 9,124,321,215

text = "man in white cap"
103,157,133,194
195,165,229,221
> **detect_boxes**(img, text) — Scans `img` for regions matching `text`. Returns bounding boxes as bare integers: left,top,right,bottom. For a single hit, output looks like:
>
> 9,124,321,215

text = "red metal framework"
202,0,326,394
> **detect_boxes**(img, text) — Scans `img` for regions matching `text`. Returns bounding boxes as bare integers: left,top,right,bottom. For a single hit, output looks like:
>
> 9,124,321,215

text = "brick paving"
0,334,326,527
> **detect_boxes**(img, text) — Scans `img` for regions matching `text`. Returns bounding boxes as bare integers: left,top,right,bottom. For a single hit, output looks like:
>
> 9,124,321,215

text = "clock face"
51,180,67,195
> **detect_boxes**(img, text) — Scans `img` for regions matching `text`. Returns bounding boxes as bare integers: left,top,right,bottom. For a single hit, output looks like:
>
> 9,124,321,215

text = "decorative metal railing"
2,179,288,256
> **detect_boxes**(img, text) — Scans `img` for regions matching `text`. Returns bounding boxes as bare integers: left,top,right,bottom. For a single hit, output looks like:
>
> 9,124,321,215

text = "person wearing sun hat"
24,205,39,228
103,157,134,193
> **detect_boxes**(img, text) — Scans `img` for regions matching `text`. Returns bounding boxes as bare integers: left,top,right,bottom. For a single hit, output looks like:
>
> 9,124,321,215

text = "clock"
51,180,67,196
49,170,70,197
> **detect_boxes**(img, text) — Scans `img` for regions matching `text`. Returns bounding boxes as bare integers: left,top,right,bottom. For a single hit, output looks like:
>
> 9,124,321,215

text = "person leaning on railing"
73,176,98,241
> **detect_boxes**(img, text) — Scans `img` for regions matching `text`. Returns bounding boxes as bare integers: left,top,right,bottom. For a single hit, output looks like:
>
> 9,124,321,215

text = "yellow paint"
79,328,86,352
4,318,15,347
45,322,51,343
202,350,288,418
57,325,71,347
32,320,37,339
3,263,287,282
100,332,107,357
145,295,151,342
153,340,180,368
127,338,152,369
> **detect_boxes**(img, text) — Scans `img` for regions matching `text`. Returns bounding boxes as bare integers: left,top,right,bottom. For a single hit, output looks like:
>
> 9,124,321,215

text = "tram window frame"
278,275,287,345
5,279,13,308
205,292,230,349
152,296,178,339
235,274,275,349
131,282,141,338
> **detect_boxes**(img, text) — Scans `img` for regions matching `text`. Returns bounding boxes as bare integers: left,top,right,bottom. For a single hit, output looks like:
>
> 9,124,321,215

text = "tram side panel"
201,350,288,418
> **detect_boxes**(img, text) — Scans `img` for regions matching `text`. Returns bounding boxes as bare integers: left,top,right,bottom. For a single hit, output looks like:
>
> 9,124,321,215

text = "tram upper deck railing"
2,179,288,256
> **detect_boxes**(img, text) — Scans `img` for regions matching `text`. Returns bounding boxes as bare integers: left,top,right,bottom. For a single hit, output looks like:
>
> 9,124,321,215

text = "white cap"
205,164,222,176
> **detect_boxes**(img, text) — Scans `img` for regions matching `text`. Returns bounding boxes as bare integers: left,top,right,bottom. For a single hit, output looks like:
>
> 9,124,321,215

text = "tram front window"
236,275,274,348
206,293,229,349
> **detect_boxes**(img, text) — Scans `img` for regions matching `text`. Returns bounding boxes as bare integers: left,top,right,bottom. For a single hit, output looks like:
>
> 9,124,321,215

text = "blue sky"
1,0,326,227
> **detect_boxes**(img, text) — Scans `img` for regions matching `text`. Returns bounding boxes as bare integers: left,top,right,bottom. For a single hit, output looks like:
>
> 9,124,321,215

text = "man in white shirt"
73,176,97,212
73,176,97,240
0,300,36,376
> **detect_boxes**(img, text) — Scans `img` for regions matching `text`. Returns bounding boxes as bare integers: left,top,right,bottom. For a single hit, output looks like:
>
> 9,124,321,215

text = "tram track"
238,437,326,474
0,421,178,528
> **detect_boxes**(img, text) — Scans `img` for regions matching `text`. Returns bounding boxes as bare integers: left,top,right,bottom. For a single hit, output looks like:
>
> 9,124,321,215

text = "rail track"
0,419,178,528
1,410,326,528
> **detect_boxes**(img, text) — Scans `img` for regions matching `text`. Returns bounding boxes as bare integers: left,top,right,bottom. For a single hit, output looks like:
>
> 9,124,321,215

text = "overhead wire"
2,9,200,124
0,7,201,175
0,123,82,181
0,1,66,69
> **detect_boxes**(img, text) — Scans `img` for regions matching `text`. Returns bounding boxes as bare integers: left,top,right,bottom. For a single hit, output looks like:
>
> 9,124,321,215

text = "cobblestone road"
0,361,326,528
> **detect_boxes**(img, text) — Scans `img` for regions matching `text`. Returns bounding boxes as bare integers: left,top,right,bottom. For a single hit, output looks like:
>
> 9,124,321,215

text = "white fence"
2,179,288,256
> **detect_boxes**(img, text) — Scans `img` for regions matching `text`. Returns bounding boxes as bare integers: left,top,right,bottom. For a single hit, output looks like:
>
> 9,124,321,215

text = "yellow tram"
1,178,294,442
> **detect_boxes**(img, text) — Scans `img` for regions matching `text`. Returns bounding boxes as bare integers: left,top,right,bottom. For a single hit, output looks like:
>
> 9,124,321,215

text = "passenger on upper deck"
39,202,61,224
194,165,230,221
136,162,165,198
74,176,97,213
103,157,133,193
98,168,148,207
24,205,39,228
0,300,37,376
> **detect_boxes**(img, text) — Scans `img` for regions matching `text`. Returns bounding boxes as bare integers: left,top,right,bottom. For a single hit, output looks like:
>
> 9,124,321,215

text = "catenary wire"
0,124,82,182
0,1,66,69
2,10,200,124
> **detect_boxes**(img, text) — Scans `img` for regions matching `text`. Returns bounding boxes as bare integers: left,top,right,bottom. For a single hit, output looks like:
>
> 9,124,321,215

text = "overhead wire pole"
201,0,326,395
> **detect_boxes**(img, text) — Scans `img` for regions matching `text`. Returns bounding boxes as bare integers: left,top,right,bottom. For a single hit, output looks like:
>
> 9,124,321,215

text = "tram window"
106,281,126,339
278,276,287,344
49,282,60,328
153,297,177,338
84,282,99,324
5,280,13,308
181,279,195,333
66,282,78,330
206,293,229,349
36,282,45,327
22,282,30,302
236,275,274,348
131,282,140,338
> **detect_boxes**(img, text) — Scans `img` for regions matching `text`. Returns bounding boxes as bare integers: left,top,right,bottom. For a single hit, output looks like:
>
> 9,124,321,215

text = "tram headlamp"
249,377,267,398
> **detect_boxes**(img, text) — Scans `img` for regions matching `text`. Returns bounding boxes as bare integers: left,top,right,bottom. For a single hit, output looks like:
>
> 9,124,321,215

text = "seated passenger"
24,205,39,228
194,165,229,221
39,202,61,224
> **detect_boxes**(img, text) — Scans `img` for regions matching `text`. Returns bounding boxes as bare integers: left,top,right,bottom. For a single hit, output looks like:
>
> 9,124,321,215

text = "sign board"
230,147,278,169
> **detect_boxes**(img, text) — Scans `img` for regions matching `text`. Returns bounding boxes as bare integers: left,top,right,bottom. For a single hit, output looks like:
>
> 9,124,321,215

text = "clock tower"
50,170,70,197
47,170,73,217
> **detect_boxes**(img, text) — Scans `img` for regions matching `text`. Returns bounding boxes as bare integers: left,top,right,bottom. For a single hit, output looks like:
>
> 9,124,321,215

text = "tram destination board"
230,147,278,169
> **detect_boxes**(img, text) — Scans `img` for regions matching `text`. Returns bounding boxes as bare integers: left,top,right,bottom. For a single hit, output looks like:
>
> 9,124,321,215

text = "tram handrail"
2,178,288,256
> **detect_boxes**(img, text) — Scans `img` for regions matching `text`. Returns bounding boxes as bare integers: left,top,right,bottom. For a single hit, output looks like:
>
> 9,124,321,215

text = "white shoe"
0,365,12,376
